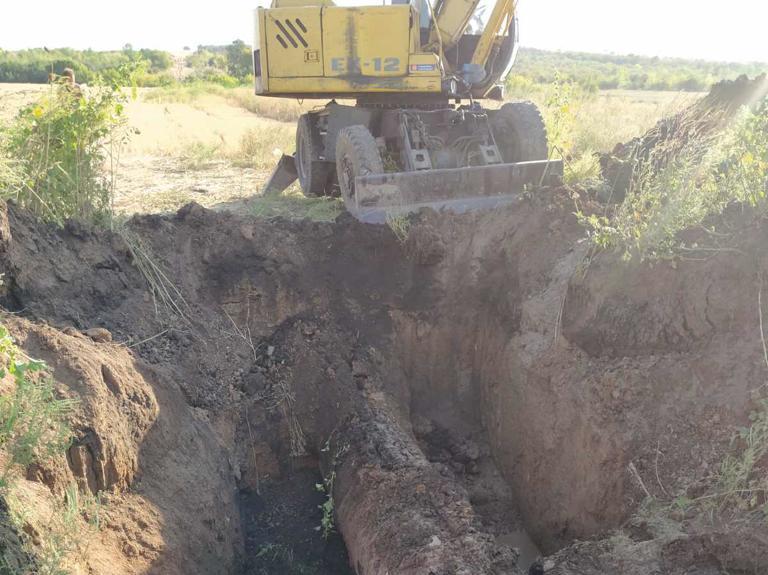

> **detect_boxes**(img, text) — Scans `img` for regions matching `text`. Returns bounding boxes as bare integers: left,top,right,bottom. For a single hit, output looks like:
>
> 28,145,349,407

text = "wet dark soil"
239,470,353,575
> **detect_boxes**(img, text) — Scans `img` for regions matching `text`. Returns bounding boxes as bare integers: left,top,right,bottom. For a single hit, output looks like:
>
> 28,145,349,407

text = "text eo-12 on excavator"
254,0,563,222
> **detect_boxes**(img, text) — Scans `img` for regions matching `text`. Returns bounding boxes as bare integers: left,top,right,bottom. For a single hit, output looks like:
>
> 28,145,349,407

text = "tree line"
0,43,764,92
0,42,253,87
514,48,767,92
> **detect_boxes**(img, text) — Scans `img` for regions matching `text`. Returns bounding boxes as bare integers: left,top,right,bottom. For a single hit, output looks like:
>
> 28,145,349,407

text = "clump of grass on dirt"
8,483,102,575
385,214,411,244
250,189,342,222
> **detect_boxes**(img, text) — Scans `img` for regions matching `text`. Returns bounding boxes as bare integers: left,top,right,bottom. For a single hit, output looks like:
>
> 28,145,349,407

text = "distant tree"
225,40,252,80
139,49,173,72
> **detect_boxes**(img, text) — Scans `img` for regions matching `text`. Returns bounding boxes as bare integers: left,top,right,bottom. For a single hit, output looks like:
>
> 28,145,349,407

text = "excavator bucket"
349,159,564,223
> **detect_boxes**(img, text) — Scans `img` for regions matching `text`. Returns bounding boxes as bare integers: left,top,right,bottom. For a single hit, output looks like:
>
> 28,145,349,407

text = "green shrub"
187,68,241,88
0,74,130,226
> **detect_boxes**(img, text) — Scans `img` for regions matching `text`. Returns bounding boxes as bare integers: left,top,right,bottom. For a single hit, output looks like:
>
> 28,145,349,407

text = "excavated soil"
1,189,767,574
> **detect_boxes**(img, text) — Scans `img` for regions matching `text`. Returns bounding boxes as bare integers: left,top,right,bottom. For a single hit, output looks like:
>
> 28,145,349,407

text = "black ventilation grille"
275,18,309,49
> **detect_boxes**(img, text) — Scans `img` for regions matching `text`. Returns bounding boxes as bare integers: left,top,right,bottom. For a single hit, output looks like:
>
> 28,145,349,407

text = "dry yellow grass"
572,90,700,153
0,83,47,121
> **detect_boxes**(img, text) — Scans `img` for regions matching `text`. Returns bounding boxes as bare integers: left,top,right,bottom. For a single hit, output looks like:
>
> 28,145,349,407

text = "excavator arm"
425,0,518,96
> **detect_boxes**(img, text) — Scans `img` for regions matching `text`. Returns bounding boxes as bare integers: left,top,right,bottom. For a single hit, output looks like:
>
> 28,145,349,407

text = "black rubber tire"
491,101,549,163
335,125,383,213
296,114,333,197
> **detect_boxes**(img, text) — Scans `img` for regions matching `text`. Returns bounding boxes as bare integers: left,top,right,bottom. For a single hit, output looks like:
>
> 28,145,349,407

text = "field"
1,71,768,575
0,82,696,218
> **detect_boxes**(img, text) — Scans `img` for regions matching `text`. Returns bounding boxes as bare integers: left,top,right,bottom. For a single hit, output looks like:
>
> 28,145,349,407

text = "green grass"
250,189,342,222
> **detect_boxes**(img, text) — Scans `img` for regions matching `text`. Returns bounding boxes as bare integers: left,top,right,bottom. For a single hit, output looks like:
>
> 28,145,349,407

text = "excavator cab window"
467,0,492,33
404,0,436,47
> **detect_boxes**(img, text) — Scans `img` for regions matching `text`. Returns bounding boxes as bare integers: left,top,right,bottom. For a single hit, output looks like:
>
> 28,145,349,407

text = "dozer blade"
350,159,564,223
263,154,298,195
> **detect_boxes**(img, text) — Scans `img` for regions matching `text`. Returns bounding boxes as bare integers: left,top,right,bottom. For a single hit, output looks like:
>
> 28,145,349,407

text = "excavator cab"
256,0,563,222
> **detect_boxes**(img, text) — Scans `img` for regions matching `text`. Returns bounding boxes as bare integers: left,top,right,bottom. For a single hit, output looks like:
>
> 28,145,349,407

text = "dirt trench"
0,191,767,574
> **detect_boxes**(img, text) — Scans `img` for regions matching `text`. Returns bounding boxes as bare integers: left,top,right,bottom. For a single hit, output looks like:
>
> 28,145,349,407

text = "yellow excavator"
255,0,562,222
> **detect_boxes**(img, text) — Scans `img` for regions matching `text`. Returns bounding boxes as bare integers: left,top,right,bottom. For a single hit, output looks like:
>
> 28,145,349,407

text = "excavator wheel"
335,125,384,213
296,114,334,197
491,101,549,163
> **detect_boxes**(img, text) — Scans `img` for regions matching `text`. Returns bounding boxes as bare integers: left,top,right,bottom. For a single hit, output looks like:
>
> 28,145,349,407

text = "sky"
0,0,766,63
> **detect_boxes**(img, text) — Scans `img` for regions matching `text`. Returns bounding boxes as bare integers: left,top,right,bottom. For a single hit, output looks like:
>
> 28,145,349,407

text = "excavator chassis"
263,101,562,223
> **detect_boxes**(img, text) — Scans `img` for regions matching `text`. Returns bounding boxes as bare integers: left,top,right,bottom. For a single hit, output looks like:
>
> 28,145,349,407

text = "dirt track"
1,188,767,573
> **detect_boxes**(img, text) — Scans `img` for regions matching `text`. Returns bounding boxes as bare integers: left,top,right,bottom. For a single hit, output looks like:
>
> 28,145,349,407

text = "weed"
27,484,101,575
0,324,95,575
315,438,349,540
232,126,294,170
0,325,75,489
0,72,133,227
708,400,768,519
385,214,411,244
178,142,221,171
117,227,192,324
315,476,335,540
563,150,601,186
543,73,580,154
631,398,768,534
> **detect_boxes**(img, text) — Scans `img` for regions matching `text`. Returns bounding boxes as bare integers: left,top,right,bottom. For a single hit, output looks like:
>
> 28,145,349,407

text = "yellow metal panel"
268,75,441,94
265,7,324,78
322,6,410,78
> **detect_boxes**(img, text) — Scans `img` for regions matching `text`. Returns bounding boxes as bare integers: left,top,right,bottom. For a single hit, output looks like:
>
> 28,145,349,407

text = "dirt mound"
0,191,767,573
1,314,239,575
600,74,768,198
